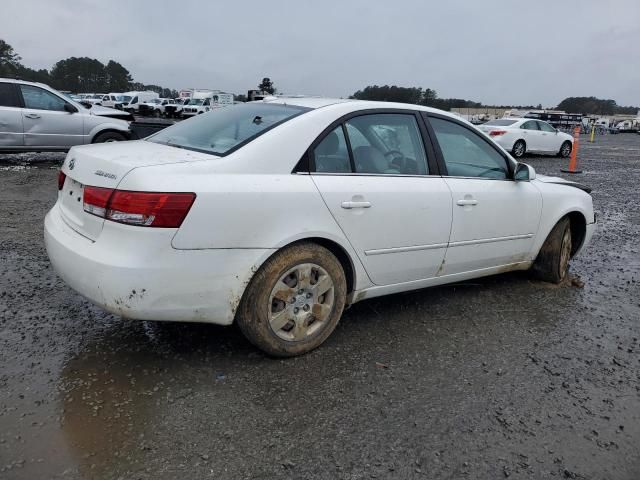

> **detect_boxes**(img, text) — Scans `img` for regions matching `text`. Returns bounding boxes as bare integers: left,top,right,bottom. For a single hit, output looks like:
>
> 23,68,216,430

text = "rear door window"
0,82,21,107
521,120,539,130
312,126,351,173
345,114,428,175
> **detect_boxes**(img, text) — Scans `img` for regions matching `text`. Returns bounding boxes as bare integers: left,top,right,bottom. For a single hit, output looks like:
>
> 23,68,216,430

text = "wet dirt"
0,134,639,479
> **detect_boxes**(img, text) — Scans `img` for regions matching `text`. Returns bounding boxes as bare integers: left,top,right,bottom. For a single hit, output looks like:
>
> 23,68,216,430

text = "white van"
121,91,159,113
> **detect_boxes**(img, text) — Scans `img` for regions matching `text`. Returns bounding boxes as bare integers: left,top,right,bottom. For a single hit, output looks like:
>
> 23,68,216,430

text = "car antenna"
253,116,262,124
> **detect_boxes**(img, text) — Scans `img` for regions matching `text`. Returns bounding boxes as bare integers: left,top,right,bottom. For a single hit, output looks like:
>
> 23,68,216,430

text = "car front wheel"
93,131,127,143
531,217,572,283
236,242,347,357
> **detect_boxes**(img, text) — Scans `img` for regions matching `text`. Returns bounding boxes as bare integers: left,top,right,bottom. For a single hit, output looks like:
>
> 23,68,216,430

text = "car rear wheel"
512,140,526,158
236,242,347,357
93,131,127,143
531,217,572,283
559,141,572,158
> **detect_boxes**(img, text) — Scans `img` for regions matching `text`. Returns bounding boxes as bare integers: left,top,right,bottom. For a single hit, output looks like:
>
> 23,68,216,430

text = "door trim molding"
365,242,448,256
449,233,534,248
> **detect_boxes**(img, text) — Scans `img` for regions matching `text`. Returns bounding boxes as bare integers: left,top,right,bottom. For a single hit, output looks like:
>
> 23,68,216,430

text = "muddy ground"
0,133,638,480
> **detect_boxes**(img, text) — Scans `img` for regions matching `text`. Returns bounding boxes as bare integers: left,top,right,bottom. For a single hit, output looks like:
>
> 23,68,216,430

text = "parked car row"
71,89,236,119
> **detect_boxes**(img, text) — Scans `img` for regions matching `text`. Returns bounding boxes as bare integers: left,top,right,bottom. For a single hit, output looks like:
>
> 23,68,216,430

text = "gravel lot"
0,134,639,479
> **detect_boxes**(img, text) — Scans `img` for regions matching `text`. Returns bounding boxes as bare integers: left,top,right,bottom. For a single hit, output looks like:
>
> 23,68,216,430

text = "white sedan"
478,118,574,159
45,98,596,356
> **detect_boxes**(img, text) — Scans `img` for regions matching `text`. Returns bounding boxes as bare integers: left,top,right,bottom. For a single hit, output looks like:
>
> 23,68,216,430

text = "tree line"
0,39,178,97
350,85,483,111
557,97,638,116
350,85,639,116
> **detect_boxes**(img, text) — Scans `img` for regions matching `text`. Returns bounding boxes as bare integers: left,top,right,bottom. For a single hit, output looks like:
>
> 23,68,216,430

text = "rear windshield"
148,103,310,156
483,119,518,126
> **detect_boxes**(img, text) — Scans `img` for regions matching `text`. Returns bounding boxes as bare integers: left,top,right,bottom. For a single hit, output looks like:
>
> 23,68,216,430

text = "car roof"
258,96,465,122
0,77,50,89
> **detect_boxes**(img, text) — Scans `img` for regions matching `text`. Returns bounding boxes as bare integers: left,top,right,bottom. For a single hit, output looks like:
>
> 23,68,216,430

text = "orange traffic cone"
561,126,582,174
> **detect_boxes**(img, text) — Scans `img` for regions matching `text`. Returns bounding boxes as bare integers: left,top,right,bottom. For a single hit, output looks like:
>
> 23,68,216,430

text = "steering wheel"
384,150,406,171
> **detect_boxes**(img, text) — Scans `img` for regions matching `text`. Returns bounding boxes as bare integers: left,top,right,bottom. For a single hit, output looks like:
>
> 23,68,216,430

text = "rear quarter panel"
117,165,373,291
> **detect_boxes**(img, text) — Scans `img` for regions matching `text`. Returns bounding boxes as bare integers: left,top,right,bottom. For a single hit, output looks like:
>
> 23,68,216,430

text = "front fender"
531,180,595,258
87,122,131,143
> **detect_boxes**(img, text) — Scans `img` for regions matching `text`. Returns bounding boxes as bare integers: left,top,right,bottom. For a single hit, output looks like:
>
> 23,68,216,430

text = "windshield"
484,119,518,126
148,103,310,156
119,95,132,103
187,99,203,106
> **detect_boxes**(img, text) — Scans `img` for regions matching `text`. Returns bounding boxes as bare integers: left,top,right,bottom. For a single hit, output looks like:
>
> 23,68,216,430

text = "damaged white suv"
45,98,596,357
0,78,131,152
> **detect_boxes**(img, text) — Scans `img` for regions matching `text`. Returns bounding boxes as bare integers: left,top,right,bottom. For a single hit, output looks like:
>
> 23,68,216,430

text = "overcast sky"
2,0,639,106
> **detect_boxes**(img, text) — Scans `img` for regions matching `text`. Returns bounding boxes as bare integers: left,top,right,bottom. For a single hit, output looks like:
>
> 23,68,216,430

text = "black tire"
559,141,572,158
236,242,347,357
512,139,526,158
531,217,572,283
93,131,127,143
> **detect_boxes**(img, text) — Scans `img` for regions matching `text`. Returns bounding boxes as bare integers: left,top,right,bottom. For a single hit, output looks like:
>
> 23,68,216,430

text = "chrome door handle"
341,201,371,209
456,199,478,206
25,113,41,119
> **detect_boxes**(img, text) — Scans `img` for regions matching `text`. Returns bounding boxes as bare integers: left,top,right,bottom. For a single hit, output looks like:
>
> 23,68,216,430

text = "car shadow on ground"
64,269,571,368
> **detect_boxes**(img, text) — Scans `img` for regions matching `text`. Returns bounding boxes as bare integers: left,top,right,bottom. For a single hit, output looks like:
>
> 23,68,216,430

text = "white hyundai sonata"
478,118,575,159
45,98,596,356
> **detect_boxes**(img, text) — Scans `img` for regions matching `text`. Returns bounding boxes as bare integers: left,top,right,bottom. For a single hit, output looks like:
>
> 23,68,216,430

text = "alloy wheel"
559,227,572,280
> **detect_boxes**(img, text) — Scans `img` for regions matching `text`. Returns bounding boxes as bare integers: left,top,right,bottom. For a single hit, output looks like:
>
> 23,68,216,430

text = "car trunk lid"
58,140,213,240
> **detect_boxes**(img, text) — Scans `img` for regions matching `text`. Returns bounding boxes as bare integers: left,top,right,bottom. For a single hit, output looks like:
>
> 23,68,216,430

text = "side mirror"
64,103,78,113
514,163,536,181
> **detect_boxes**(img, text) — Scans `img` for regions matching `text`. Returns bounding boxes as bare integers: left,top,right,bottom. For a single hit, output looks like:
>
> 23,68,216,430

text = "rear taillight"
489,130,507,137
83,186,112,218
83,187,195,228
58,171,66,190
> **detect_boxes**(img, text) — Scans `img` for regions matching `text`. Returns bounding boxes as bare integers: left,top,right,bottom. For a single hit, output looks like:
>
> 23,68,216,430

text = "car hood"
89,105,133,121
535,174,592,193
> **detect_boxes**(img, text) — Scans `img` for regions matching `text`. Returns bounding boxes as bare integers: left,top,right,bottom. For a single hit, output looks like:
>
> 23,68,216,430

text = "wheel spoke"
311,303,332,321
291,318,308,340
311,274,333,298
272,280,294,302
270,308,292,331
296,264,313,289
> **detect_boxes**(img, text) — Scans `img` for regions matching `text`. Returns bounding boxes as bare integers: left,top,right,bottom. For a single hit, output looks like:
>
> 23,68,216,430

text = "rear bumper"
44,203,272,325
